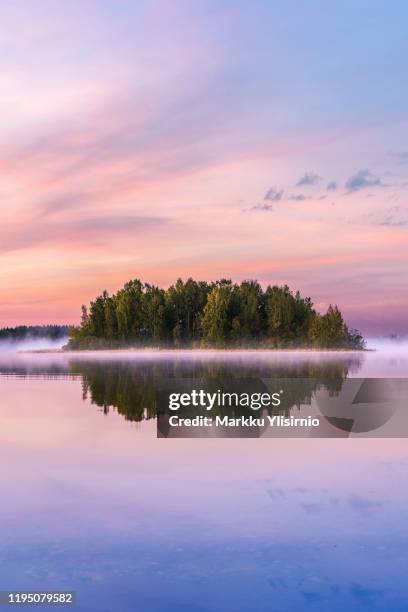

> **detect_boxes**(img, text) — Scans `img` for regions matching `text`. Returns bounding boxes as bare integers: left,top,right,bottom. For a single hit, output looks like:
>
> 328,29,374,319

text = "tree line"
67,278,364,349
0,325,71,342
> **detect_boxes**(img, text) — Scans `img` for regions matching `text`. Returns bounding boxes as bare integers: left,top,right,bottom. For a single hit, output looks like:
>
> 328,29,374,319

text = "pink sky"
1,2,408,334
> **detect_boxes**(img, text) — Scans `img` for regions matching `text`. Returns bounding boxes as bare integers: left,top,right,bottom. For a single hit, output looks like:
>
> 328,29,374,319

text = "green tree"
88,291,109,337
115,280,144,341
309,305,348,347
233,280,263,341
142,284,166,342
165,278,212,343
264,285,296,343
104,295,118,340
202,281,236,346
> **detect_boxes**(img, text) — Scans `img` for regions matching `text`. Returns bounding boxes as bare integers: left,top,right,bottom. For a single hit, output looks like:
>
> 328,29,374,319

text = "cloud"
249,203,274,212
0,214,170,254
349,584,385,604
301,592,323,603
348,495,383,514
296,172,320,186
326,181,337,191
39,193,90,217
264,187,283,201
390,151,408,164
290,194,308,201
379,216,408,227
266,487,285,499
300,502,322,514
2,67,262,211
345,169,383,192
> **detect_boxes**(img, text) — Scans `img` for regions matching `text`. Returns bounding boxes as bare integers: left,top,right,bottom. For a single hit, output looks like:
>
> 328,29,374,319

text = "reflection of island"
67,355,362,423
2,352,405,437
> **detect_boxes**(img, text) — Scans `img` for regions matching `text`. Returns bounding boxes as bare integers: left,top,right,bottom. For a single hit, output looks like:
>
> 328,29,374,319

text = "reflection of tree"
71,361,158,422
67,356,362,423
0,360,70,377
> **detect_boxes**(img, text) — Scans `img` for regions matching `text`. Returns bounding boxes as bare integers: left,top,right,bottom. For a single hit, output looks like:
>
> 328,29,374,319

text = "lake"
0,348,407,611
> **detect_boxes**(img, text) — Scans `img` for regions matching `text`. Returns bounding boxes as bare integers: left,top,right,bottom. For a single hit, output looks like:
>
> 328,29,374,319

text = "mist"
366,336,408,353
0,336,68,352
0,335,407,355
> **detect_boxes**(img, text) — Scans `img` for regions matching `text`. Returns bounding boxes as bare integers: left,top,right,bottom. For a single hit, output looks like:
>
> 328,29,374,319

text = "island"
66,278,365,350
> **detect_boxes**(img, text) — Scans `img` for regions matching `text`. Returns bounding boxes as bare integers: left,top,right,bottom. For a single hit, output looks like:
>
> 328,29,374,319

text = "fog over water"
0,336,407,353
0,336,68,352
0,336,406,382
366,336,408,353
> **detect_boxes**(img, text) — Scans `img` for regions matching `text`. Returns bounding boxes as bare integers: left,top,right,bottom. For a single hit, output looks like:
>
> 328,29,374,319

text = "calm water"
0,349,408,611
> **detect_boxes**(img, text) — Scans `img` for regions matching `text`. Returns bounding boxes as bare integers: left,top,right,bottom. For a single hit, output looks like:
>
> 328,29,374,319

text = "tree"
104,295,118,340
142,284,166,342
233,280,263,341
88,291,109,337
81,305,88,325
115,280,144,341
201,281,236,346
309,305,348,348
165,278,212,344
264,285,296,343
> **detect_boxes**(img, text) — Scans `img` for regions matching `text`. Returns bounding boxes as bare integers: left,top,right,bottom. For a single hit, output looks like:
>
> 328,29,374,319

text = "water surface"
0,350,407,611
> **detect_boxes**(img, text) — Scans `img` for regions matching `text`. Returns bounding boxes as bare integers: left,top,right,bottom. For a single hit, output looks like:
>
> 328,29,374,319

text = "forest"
67,278,365,350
